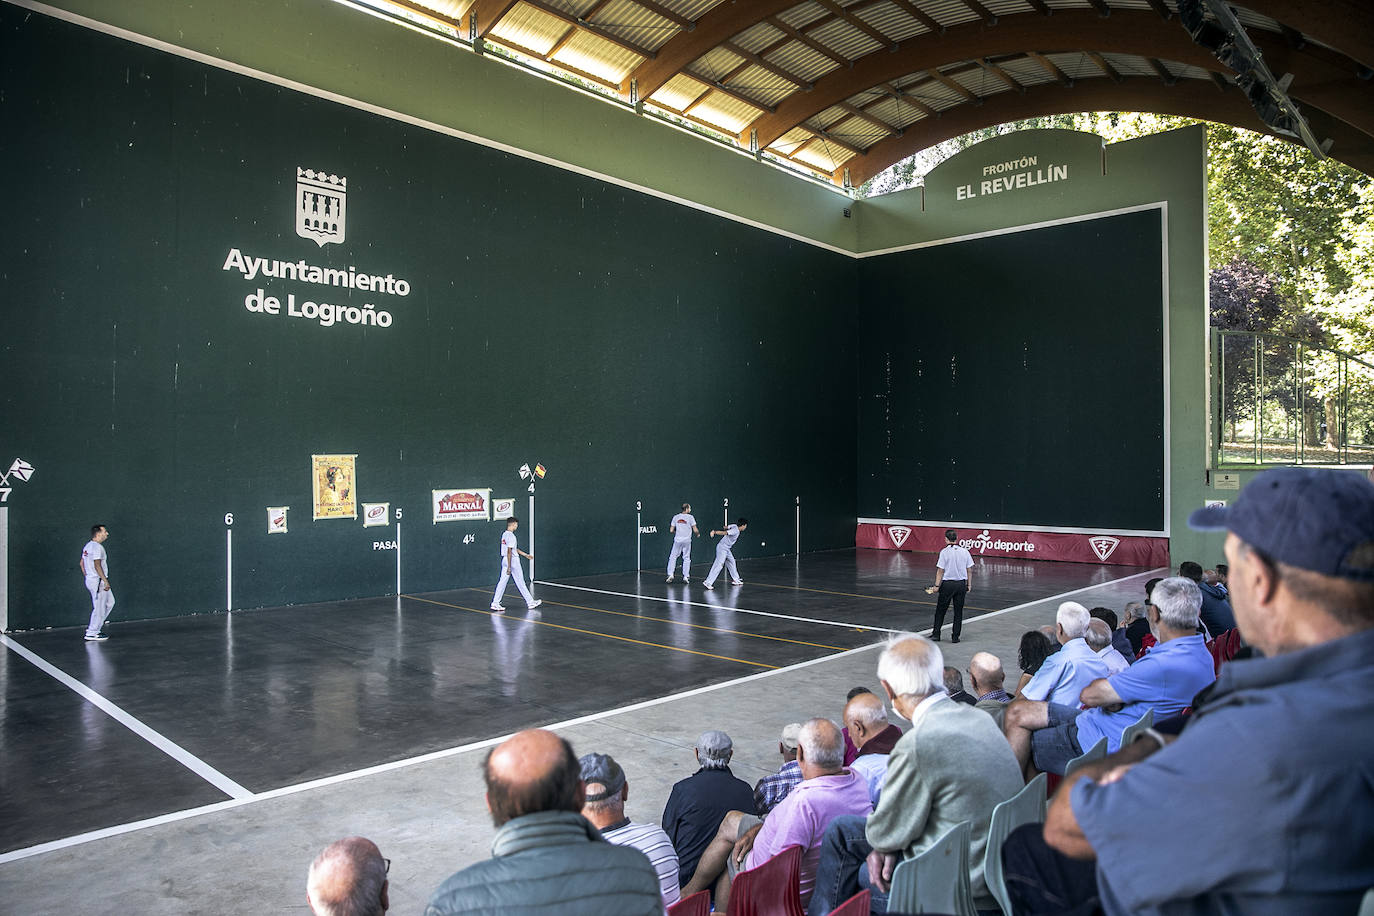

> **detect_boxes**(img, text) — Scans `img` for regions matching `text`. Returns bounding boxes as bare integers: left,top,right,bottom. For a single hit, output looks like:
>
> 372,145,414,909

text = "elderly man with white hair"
307,836,389,916
681,718,871,912
807,634,1023,916
1086,618,1132,675
1004,577,1216,777
1013,602,1110,710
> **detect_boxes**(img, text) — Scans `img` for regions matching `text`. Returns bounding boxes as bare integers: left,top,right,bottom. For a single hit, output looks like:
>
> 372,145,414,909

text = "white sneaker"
684,577,690,582
704,582,714,590
490,605,506,612
730,579,744,585
666,576,674,583
527,599,542,609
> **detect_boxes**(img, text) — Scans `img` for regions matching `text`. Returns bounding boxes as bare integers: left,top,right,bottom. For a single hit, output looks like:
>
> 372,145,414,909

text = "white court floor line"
953,567,1170,630
0,564,1161,865
536,581,903,633
0,640,882,865
0,634,252,801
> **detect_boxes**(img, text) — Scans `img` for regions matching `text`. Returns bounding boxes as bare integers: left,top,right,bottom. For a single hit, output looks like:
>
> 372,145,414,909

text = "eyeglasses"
383,858,391,874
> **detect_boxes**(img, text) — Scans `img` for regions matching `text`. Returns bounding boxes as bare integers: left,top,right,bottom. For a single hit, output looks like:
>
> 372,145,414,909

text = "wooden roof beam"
814,0,898,52
975,57,1026,93
957,0,999,26
837,100,900,133
519,0,656,59
927,68,982,103
741,9,1226,149
888,0,945,34
834,76,1374,186
879,82,939,118
1144,0,1171,20
1146,56,1178,86
1027,51,1074,86
1085,0,1112,17
722,39,812,90
765,15,852,68
1086,50,1123,83
630,0,692,30
1237,0,1374,73
621,0,798,99
461,0,521,38
681,71,777,114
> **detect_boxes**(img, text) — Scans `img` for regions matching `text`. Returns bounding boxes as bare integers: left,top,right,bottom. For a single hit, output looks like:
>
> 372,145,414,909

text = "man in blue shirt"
1003,602,1109,776
662,730,757,888
1002,467,1374,915
1180,560,1236,635
1005,578,1216,775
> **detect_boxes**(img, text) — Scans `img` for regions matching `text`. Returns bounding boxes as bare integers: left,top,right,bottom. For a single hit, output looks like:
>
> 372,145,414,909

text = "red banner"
857,522,1169,567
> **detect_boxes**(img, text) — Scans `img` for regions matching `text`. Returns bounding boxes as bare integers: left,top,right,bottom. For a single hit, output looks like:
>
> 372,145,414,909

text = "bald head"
843,692,889,749
307,837,388,916
483,729,583,828
967,652,1004,695
1086,618,1112,651
797,717,845,775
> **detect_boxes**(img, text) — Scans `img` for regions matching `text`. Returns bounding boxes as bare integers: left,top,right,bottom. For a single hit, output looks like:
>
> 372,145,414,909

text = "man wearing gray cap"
579,752,681,907
1004,467,1374,915
661,730,757,889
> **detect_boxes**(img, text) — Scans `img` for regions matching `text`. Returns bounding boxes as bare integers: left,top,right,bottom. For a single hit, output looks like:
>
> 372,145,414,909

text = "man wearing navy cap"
1002,468,1374,915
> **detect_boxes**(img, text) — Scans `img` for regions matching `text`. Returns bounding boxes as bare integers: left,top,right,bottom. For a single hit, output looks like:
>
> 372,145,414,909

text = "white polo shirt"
670,513,696,543
81,540,107,579
500,530,518,564
719,523,740,548
936,544,973,580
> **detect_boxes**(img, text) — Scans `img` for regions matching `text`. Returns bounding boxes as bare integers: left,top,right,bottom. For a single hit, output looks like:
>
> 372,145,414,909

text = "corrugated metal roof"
591,0,689,53
489,3,568,56
733,21,787,55
915,0,983,29
770,126,818,155
694,46,746,81
553,29,645,82
690,93,767,133
776,1,831,32
650,73,713,110
767,40,844,84
808,17,885,60
723,65,803,104
794,141,847,172
857,2,936,43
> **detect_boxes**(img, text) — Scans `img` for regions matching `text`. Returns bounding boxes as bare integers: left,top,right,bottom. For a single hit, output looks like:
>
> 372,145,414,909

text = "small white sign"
362,502,390,527
492,497,516,519
267,507,289,534
1214,472,1241,490
1205,499,1227,509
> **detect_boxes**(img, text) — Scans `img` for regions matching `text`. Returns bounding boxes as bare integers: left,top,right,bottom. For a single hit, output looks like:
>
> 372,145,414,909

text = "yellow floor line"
401,594,778,669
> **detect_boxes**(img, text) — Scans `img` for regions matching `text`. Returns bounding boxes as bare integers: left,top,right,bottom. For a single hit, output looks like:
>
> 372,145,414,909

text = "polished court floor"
0,548,1149,856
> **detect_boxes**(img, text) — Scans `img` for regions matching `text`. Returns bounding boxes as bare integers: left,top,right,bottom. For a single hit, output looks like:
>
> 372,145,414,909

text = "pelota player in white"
491,516,542,613
666,502,700,582
702,517,748,590
81,524,115,641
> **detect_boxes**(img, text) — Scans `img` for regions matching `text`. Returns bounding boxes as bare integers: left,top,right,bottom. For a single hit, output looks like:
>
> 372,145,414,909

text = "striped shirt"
600,819,681,906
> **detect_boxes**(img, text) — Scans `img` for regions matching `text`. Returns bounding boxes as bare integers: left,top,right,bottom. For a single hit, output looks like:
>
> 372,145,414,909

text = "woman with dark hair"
1014,629,1055,697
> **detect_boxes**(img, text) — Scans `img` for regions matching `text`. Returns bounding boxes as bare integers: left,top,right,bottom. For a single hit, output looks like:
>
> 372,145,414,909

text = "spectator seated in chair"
843,691,903,806
662,730,757,891
753,723,804,818
1086,618,1132,676
578,752,682,908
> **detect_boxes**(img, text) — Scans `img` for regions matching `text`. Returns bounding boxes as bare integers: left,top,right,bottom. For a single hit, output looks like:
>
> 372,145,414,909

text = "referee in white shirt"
924,529,974,642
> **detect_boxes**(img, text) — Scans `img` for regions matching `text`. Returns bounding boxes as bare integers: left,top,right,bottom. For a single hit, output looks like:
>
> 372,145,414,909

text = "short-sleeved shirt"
936,544,974,580
81,540,107,578
1075,634,1215,753
718,524,740,549
670,513,697,542
600,819,681,906
753,759,803,816
745,769,873,909
1073,626,1374,915
662,767,757,886
1019,638,1110,707
499,530,518,562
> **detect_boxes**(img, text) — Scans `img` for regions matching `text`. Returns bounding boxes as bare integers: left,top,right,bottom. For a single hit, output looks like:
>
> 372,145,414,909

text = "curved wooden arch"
1237,0,1374,73
745,8,1373,151
836,76,1374,186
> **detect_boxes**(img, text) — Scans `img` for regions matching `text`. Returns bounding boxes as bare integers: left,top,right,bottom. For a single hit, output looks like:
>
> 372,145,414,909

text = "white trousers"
493,559,534,608
667,539,692,578
85,577,115,636
703,545,738,586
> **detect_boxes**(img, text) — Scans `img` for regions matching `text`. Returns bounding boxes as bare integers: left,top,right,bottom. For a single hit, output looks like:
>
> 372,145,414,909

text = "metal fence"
1212,330,1374,467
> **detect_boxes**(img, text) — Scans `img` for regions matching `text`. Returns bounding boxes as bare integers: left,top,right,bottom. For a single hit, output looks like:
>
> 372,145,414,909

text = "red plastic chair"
668,889,711,916
826,889,872,916
727,844,806,916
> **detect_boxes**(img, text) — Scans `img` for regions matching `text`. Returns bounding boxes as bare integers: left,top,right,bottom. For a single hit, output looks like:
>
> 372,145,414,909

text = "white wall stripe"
0,635,253,801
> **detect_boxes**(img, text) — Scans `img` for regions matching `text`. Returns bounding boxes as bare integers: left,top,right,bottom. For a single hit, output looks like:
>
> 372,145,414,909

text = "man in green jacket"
425,729,663,915
807,635,1024,915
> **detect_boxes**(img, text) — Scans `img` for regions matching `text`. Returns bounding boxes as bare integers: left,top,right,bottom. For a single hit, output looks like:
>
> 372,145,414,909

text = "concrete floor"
0,556,1162,915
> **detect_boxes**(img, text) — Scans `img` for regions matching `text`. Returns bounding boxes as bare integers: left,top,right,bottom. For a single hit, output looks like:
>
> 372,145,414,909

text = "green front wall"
3,0,1220,630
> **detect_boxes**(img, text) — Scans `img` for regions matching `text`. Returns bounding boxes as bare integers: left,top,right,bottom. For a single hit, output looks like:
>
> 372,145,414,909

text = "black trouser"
932,579,968,640
1001,823,1102,916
